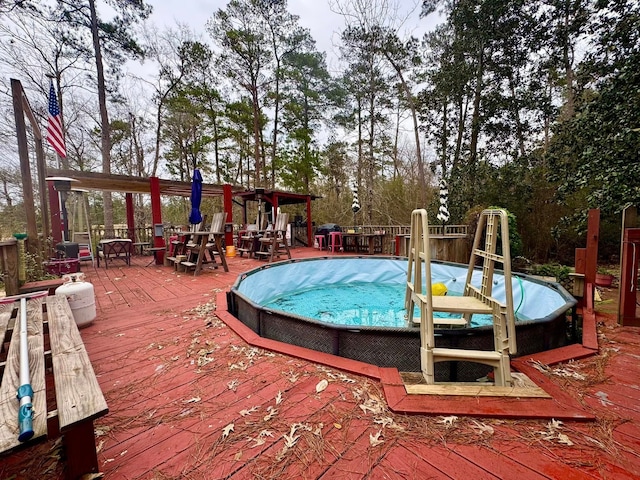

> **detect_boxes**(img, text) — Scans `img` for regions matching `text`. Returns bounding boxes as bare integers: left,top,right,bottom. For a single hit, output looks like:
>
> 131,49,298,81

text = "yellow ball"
432,282,448,296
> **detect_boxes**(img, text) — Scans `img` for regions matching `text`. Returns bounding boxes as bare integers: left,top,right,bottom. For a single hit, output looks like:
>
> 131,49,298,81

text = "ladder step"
432,347,503,362
414,293,494,314
412,316,467,326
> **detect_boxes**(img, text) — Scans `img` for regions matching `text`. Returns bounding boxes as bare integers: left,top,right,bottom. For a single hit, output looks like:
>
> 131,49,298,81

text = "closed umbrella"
189,169,203,225
436,179,450,228
351,181,361,226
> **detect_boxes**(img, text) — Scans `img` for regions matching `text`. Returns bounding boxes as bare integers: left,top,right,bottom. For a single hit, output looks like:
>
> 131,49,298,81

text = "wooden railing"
86,223,469,256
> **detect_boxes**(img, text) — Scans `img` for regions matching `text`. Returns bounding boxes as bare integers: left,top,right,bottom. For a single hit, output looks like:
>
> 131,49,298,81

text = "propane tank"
55,273,96,327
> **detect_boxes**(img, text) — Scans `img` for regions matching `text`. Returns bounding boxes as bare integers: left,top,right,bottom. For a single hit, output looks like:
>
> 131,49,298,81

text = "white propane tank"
55,273,96,327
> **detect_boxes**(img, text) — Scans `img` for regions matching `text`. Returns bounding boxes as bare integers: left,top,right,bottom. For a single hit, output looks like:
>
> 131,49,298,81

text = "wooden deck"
2,247,640,479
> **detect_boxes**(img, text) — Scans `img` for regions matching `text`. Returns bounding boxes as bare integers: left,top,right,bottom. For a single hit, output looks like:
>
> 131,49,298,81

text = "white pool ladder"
405,208,517,386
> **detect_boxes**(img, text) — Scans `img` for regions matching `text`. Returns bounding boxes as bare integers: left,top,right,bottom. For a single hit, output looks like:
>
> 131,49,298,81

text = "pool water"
263,282,522,328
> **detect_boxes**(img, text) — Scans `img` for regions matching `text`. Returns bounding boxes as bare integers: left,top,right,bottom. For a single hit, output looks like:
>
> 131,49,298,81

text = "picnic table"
342,232,385,255
0,293,108,479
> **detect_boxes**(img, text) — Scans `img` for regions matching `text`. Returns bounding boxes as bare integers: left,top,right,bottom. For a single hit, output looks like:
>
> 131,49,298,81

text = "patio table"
342,233,385,255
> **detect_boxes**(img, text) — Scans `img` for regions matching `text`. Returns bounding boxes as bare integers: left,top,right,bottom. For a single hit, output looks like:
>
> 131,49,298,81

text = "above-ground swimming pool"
228,257,576,380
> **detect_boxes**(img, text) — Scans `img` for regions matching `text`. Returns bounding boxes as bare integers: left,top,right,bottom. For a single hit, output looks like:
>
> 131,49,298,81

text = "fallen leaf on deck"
275,390,283,405
283,424,300,448
471,420,494,435
222,423,234,439
316,379,328,393
557,433,574,445
263,408,278,421
596,391,613,406
439,416,458,427
247,437,266,448
240,406,259,417
369,430,384,446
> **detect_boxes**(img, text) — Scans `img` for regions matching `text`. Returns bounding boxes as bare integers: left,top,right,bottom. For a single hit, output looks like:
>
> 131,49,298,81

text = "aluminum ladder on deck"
405,208,517,386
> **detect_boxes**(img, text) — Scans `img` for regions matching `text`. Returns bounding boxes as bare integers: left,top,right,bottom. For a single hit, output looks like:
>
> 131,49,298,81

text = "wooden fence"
87,223,470,258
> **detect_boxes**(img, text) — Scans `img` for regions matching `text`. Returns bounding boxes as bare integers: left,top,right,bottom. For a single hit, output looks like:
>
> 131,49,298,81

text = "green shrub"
530,263,571,283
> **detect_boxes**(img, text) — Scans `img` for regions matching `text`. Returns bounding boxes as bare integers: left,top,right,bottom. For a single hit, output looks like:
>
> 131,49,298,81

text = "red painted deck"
2,247,640,479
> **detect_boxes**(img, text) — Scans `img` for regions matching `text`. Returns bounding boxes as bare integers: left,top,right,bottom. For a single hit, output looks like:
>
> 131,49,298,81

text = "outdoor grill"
315,223,342,244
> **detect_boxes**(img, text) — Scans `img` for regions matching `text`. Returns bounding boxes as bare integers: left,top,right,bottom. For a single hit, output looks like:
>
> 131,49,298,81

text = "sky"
143,0,435,73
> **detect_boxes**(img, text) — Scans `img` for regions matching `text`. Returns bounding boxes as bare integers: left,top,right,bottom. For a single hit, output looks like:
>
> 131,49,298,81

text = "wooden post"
35,139,50,243
306,197,312,247
619,228,640,326
11,79,39,253
618,206,638,325
0,239,19,296
150,177,164,264
48,181,63,246
223,184,233,247
125,193,135,242
584,209,600,291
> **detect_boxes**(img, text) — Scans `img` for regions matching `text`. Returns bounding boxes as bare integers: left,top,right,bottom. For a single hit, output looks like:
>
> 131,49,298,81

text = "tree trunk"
89,0,114,236
384,54,426,204
251,86,262,187
468,45,485,206
509,76,526,158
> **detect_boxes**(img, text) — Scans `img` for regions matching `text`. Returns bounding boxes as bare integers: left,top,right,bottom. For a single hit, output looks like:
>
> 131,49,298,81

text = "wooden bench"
18,278,65,295
0,294,108,479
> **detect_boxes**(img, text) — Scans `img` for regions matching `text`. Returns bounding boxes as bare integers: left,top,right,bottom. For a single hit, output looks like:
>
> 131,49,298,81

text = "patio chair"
237,220,261,257
73,232,94,267
97,239,132,269
204,211,228,260
405,208,516,387
180,211,228,275
167,216,207,268
255,213,291,263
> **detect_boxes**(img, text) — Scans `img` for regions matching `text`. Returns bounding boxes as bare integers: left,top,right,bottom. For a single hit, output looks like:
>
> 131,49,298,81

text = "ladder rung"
412,316,467,326
432,347,503,362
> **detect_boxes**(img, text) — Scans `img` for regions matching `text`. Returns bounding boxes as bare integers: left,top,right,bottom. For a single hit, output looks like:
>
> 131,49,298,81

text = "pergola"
45,168,318,250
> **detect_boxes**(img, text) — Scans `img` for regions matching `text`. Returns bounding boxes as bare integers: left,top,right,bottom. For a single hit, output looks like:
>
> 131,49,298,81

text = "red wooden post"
584,209,600,291
306,197,312,247
125,193,135,242
150,176,164,264
223,184,233,247
619,228,640,326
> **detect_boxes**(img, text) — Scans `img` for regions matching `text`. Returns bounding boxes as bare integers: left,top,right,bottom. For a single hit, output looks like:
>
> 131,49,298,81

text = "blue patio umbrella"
189,169,203,225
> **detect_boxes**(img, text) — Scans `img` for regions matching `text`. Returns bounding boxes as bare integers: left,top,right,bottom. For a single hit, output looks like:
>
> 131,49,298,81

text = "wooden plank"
46,296,108,431
0,296,47,452
0,305,13,346
512,343,596,367
18,279,64,295
404,382,551,398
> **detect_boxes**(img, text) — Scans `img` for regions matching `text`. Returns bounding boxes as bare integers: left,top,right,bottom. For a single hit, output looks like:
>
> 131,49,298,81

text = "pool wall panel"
228,257,576,381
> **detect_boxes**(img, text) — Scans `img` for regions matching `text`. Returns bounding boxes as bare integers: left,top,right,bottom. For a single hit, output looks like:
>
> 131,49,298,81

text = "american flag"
47,80,66,158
